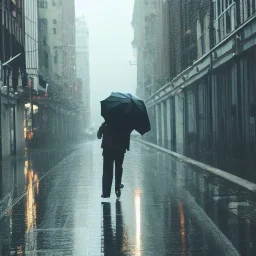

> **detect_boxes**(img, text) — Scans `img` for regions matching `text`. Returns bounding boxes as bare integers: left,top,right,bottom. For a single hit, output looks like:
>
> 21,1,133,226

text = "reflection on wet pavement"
0,141,255,255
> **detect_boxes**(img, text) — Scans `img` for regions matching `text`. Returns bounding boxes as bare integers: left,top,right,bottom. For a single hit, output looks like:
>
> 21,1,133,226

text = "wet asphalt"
0,140,256,256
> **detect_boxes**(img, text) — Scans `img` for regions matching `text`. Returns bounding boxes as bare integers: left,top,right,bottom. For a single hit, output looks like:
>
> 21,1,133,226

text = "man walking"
97,121,132,199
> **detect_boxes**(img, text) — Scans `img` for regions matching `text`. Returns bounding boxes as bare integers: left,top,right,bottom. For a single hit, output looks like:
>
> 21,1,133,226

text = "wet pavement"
0,141,256,255
145,137,256,184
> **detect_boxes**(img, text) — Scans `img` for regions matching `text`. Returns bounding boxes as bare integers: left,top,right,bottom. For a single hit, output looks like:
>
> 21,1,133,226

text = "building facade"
132,0,170,99
139,0,256,173
75,15,90,130
24,0,39,91
39,0,76,102
38,0,81,142
0,0,27,159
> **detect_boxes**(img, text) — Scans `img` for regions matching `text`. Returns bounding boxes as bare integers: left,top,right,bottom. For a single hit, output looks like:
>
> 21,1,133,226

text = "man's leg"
102,150,114,197
114,152,125,192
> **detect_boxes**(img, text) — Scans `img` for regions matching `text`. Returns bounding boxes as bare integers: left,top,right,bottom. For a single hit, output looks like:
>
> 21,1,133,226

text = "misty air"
0,0,255,255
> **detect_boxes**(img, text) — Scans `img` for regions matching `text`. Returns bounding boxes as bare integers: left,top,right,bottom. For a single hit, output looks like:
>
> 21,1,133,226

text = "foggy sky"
75,0,136,127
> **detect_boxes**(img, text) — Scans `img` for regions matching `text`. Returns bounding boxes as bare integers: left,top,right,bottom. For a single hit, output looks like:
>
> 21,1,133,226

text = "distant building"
39,0,76,101
38,0,81,142
76,15,90,129
132,0,170,99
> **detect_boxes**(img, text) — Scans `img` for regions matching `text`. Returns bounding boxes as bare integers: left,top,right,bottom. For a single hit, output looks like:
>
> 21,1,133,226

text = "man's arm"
97,122,106,139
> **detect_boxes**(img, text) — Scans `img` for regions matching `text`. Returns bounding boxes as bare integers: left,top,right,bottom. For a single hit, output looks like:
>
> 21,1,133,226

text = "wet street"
1,141,256,256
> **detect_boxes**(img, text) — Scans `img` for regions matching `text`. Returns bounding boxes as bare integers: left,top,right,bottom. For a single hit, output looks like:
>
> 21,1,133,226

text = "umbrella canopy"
101,92,151,135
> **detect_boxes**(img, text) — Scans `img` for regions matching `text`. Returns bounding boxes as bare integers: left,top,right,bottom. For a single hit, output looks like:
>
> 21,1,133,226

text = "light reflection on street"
17,244,23,255
24,159,39,252
134,189,141,256
25,162,37,231
179,202,187,256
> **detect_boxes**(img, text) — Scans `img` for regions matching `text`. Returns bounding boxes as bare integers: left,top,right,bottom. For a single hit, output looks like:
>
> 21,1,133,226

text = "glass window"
39,0,48,8
44,52,49,68
54,52,58,63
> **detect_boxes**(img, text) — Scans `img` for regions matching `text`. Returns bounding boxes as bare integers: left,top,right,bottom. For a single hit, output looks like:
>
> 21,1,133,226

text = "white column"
156,104,160,145
175,95,184,154
161,102,165,147
166,99,171,143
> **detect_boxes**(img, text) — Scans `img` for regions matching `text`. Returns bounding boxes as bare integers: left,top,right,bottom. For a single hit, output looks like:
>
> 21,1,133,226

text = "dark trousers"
102,149,125,197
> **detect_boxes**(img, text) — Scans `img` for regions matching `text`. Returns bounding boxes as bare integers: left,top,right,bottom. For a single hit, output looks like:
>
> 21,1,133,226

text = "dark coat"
97,122,132,153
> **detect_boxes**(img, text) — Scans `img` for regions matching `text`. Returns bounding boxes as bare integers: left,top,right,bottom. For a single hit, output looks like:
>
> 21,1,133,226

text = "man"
97,121,132,198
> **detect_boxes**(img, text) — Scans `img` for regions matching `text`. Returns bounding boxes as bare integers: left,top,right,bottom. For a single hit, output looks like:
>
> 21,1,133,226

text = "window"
53,28,56,34
214,0,235,43
54,52,58,63
39,0,48,8
53,19,57,24
40,19,48,34
187,91,196,133
44,52,49,68
239,0,256,22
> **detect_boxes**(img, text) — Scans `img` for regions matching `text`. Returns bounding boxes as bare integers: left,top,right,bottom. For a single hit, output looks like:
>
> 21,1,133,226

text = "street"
0,140,256,255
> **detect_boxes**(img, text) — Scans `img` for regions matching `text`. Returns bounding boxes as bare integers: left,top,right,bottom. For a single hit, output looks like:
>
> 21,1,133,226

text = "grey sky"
75,0,136,126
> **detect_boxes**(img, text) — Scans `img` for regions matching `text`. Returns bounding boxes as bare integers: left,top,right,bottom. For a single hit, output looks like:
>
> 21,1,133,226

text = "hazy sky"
75,0,136,126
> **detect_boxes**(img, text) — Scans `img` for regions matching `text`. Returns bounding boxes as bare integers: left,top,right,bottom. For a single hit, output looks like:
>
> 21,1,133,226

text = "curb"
134,139,256,192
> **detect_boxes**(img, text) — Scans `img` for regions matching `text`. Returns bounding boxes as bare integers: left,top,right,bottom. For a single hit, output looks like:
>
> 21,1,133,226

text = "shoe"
115,189,121,198
101,195,110,198
120,184,124,189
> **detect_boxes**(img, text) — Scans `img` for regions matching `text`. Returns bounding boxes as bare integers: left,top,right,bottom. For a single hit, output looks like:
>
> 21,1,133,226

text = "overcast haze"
75,0,136,127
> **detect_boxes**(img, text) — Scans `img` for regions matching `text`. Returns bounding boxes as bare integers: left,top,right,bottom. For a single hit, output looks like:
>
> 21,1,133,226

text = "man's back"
98,122,132,152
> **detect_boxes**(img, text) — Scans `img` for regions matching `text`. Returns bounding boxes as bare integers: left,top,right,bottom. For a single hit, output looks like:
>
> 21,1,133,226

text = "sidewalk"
0,141,255,255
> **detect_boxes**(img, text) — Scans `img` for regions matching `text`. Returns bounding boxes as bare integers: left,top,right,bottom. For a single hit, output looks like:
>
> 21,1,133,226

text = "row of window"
1,11,23,44
198,0,256,55
40,19,57,34
39,0,58,8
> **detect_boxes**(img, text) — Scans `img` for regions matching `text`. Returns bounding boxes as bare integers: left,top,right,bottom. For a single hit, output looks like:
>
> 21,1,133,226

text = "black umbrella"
101,92,151,135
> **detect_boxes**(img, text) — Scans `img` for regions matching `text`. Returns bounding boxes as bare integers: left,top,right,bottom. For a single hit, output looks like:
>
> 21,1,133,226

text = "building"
0,0,27,159
39,0,76,102
139,0,256,172
24,0,39,91
75,15,90,130
132,0,170,99
38,0,81,142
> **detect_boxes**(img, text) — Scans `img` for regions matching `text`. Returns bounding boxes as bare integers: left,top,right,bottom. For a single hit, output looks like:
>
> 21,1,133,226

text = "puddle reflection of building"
102,201,125,255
